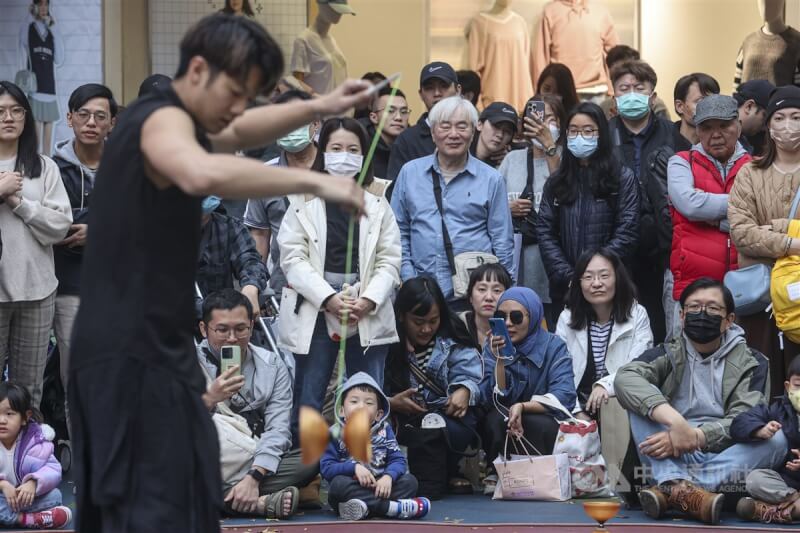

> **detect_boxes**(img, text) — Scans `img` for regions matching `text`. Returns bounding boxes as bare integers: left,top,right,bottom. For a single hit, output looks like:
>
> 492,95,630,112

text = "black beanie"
766,85,800,121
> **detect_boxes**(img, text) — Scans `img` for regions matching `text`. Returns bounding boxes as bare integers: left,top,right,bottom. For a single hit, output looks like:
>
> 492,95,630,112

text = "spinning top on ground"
583,501,621,532
299,406,372,465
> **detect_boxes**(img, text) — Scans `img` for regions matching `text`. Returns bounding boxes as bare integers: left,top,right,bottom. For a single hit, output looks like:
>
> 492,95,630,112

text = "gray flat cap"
694,94,739,125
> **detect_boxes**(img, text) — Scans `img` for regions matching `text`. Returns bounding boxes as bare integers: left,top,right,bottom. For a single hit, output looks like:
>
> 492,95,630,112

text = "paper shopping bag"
492,435,571,501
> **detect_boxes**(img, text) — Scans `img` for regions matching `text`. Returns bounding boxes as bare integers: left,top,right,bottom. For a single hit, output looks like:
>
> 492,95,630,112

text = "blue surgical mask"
277,125,313,153
202,195,221,215
567,135,598,159
616,92,651,120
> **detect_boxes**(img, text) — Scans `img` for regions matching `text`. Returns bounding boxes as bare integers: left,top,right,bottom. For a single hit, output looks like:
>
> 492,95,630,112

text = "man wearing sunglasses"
615,278,783,525
52,83,118,434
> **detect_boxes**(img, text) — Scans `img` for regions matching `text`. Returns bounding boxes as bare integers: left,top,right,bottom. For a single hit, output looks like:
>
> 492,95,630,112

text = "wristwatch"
247,468,265,483
544,144,558,157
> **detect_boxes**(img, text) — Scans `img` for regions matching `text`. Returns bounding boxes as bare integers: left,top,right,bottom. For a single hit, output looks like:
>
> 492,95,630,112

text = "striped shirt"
415,342,435,370
589,320,613,380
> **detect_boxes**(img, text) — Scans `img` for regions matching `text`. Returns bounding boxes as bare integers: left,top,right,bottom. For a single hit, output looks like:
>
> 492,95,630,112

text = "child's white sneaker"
338,498,368,520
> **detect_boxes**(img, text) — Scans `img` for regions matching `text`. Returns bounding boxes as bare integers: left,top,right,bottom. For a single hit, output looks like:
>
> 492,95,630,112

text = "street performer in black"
69,13,370,532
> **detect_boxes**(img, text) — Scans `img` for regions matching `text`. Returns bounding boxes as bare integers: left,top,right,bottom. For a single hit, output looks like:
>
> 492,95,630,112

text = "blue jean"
630,413,788,491
0,488,63,525
291,315,388,441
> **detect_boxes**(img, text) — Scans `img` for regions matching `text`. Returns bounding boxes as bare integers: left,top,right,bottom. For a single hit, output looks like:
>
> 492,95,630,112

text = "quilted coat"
729,163,800,267
536,164,640,300
0,422,61,496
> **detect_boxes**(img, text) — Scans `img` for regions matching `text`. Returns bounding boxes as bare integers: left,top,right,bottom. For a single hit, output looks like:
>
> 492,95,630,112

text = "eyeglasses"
566,127,599,139
73,109,110,124
684,303,726,317
374,106,411,117
494,310,527,325
436,121,472,134
0,106,25,121
209,325,251,338
580,272,612,284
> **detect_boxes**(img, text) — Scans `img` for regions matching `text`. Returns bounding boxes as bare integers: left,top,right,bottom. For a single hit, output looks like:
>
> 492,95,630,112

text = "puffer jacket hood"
334,372,390,432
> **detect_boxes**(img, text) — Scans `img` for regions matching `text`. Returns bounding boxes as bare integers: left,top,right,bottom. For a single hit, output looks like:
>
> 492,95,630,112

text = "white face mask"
324,152,364,177
532,124,561,149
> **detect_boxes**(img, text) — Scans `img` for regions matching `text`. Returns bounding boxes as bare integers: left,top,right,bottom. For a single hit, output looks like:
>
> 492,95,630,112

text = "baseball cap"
419,61,458,87
693,94,739,125
735,79,775,110
479,102,519,132
317,0,355,15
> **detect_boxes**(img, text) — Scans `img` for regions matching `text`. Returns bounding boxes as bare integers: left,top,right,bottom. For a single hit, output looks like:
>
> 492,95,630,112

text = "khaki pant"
599,397,631,491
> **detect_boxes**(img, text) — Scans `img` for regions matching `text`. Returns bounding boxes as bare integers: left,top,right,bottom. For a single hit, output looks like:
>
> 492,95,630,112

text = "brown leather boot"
737,495,798,524
666,481,724,524
639,485,669,519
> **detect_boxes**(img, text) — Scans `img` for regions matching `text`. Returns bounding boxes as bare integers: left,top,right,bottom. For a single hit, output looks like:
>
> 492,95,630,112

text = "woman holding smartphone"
498,95,565,328
479,287,576,495
384,276,482,496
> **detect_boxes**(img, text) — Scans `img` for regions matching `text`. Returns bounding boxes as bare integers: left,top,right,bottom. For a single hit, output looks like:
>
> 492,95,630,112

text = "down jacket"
0,422,62,496
728,163,800,267
536,165,640,300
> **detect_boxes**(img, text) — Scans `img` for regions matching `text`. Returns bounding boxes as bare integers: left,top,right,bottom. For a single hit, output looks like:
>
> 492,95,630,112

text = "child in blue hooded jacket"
320,372,430,521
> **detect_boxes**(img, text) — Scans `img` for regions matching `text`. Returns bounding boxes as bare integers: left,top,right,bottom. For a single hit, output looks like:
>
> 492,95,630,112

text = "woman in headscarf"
478,287,576,495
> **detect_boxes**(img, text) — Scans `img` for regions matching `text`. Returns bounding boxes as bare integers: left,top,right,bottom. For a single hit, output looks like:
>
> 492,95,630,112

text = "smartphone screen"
489,318,516,357
220,345,241,375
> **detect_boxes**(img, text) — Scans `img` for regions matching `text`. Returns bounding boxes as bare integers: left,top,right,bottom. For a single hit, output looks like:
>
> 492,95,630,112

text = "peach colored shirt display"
532,0,619,91
468,11,534,111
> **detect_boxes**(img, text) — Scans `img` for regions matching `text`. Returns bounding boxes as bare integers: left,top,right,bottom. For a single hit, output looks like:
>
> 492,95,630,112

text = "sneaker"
396,497,431,519
666,481,723,525
639,486,668,519
23,506,72,529
737,497,795,524
338,499,368,521
483,474,498,496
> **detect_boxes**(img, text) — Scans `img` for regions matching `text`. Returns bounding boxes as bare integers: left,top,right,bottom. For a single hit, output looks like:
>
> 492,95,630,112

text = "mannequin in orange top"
532,0,619,97
467,0,533,112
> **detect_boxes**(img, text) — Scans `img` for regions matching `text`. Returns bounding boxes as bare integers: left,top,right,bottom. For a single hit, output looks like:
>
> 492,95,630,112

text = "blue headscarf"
497,287,545,359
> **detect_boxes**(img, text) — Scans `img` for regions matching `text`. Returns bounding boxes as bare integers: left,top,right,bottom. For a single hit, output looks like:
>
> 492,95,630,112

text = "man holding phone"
199,289,316,519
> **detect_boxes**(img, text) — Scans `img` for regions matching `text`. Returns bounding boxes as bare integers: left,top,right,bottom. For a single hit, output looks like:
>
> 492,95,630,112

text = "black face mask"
683,311,723,344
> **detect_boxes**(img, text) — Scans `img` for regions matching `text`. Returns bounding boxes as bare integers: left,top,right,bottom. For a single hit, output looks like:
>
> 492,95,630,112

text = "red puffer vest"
670,149,751,299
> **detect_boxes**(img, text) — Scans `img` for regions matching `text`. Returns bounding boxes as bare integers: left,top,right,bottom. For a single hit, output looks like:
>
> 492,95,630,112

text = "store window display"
290,0,352,95
18,0,64,156
532,0,619,99
467,0,533,112
734,0,800,89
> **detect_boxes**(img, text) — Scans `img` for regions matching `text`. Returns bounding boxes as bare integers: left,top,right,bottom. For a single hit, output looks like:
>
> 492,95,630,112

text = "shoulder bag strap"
789,183,800,220
521,148,535,199
407,356,448,398
431,171,456,275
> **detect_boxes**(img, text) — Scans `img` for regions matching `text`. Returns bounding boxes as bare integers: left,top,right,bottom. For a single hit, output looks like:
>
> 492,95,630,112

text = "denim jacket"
390,153,515,299
480,331,576,411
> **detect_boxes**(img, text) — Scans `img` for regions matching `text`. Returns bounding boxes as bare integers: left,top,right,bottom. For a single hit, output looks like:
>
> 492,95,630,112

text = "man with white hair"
390,95,515,304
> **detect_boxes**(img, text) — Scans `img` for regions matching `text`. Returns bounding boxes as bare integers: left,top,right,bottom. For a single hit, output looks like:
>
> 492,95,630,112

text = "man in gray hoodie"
615,278,786,525
52,83,117,428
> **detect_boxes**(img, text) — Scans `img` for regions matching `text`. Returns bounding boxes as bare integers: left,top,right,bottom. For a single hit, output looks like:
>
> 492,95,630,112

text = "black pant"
632,259,666,344
482,409,559,473
69,358,221,533
327,473,418,517
396,409,480,477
